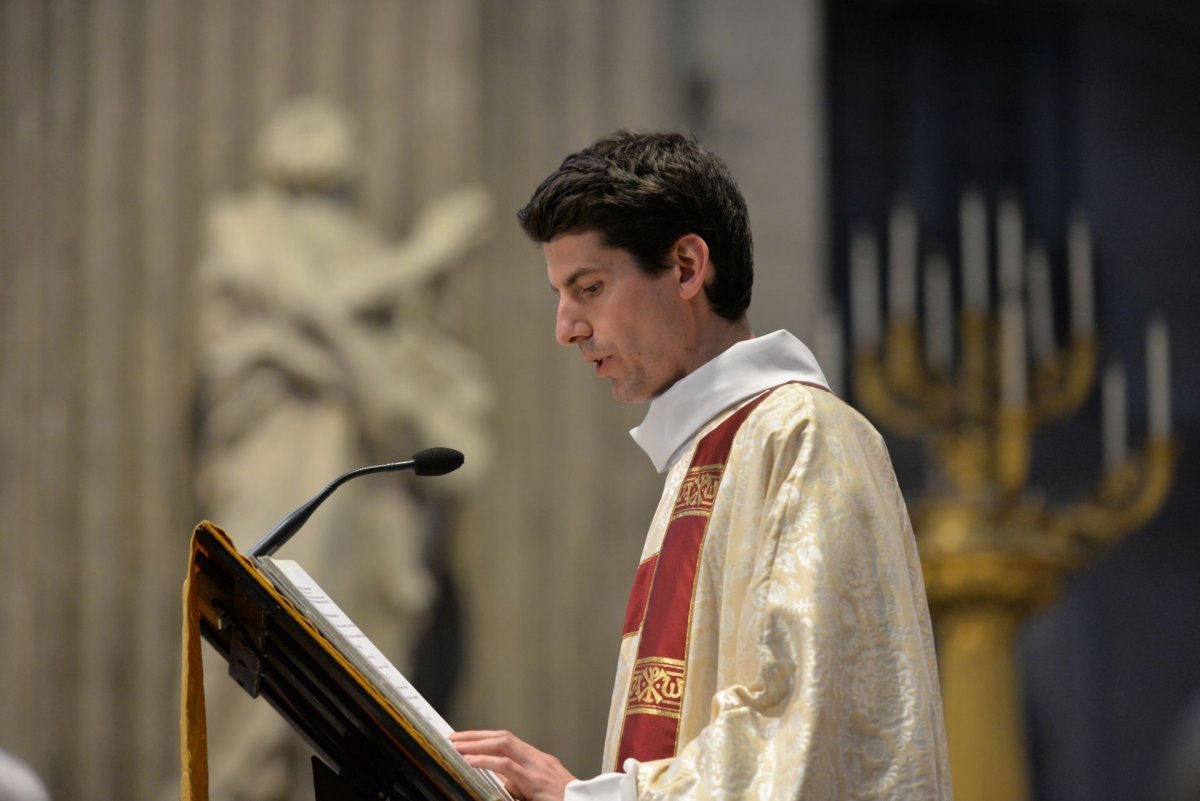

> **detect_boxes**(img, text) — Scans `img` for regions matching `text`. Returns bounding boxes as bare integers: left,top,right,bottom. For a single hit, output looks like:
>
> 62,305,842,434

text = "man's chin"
609,375,679,404
610,387,639,404
609,380,649,404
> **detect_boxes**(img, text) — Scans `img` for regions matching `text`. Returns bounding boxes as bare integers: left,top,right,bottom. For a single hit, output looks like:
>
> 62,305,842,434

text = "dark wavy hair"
517,130,753,321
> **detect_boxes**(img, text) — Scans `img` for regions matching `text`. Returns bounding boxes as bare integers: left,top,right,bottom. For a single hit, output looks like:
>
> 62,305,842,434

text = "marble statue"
192,96,494,801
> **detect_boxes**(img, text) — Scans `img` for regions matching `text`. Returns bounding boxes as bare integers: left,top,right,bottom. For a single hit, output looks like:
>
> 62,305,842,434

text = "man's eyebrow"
549,266,599,294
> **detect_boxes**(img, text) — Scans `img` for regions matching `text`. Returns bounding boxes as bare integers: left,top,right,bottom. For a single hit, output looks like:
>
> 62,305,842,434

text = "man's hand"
450,729,576,801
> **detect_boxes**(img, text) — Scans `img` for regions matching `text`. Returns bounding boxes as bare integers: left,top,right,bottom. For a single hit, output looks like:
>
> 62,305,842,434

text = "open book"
255,556,513,801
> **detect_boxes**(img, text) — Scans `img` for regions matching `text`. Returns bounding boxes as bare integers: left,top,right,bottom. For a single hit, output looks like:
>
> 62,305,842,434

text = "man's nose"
556,301,591,346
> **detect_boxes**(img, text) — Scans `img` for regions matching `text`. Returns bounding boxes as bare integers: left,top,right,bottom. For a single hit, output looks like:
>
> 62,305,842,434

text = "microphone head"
412,447,465,477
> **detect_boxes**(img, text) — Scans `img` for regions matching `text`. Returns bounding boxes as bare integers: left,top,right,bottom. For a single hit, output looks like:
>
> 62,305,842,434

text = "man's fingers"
450,729,509,742
459,749,530,798
460,753,520,775
451,730,527,756
451,729,575,801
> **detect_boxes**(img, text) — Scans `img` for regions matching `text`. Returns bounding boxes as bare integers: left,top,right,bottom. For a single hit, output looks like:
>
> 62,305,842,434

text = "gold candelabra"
847,194,1176,801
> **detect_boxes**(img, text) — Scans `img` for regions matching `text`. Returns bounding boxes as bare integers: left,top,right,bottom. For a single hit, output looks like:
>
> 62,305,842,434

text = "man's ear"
671,233,711,301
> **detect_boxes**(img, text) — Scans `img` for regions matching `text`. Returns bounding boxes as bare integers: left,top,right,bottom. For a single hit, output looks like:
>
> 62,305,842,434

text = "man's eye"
582,283,602,296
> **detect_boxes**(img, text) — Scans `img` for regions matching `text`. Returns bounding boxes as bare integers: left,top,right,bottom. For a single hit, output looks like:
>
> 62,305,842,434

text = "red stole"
614,387,778,768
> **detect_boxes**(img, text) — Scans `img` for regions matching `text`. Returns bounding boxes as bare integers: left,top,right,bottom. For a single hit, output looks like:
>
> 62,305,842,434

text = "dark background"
827,2,1200,799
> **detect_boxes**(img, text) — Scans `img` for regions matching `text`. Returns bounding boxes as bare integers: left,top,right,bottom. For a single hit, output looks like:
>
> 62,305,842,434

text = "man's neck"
683,318,754,377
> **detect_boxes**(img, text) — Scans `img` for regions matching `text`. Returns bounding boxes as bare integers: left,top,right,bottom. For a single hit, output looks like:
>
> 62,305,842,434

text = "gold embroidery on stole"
626,656,687,719
669,465,724,521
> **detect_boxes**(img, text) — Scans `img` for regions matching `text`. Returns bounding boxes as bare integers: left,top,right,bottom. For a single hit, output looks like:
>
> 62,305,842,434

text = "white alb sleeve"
562,759,640,801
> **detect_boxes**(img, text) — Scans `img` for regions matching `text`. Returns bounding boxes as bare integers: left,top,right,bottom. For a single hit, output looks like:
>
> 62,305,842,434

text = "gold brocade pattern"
626,657,687,718
669,465,724,521
604,384,953,800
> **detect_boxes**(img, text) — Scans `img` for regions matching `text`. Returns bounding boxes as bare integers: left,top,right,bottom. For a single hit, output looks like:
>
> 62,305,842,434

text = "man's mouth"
587,354,609,375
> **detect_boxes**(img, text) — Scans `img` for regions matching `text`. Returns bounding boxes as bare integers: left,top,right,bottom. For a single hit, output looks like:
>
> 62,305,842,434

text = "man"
452,131,951,800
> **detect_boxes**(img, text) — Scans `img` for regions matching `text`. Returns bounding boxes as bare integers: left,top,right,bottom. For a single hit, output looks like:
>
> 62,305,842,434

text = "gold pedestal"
937,604,1029,801
918,495,1066,801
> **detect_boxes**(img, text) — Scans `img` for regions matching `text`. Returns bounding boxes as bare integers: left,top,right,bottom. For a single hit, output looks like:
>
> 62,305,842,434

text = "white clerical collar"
630,330,828,473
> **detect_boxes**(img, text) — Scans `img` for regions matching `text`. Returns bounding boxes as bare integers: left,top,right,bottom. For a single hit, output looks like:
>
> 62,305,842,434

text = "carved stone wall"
0,3,485,799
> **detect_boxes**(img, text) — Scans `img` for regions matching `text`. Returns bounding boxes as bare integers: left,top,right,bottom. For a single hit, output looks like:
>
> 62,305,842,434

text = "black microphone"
247,447,464,558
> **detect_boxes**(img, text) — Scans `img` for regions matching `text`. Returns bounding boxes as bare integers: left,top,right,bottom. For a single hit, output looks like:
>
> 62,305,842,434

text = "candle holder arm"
1032,338,1098,425
854,349,937,438
1057,438,1176,547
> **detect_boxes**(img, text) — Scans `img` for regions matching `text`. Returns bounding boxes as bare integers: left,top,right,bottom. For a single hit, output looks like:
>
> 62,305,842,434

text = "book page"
256,556,512,801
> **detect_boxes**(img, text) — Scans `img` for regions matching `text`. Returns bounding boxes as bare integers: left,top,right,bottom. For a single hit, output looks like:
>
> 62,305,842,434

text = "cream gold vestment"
568,331,951,801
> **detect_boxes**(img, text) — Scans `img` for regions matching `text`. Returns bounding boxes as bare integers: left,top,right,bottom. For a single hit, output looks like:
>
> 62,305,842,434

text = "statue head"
256,96,359,192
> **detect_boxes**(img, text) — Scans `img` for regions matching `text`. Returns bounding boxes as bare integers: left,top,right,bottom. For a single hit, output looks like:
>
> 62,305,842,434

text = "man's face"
546,230,692,403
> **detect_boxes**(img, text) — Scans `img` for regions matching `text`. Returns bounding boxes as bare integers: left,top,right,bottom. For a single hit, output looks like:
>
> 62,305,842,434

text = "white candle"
997,195,1024,298
1068,210,1095,337
888,198,918,321
960,190,989,312
814,304,845,396
1000,293,1027,408
1102,361,1127,471
850,226,881,349
1147,314,1171,438
1026,244,1056,365
923,252,954,373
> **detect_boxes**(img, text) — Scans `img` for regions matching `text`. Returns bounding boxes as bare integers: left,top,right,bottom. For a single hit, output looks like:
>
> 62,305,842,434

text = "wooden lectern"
185,521,500,801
